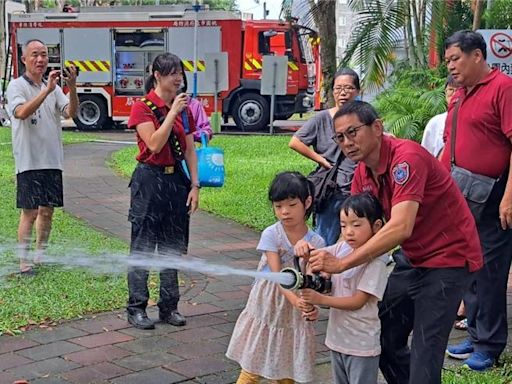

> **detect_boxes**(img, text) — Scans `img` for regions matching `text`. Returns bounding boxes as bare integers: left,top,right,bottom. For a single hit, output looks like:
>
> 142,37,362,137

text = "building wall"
335,0,355,65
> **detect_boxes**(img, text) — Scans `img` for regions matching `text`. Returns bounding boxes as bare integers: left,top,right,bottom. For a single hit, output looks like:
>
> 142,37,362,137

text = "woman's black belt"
137,162,175,174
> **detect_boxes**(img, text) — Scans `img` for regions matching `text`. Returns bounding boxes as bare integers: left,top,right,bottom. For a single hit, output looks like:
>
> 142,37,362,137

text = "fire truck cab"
8,6,320,131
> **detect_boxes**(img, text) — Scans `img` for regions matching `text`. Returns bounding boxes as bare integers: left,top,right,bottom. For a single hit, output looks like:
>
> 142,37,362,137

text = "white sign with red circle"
478,30,512,77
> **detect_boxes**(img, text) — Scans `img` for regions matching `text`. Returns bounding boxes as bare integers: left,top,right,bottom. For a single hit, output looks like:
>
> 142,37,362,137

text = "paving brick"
110,367,186,384
214,335,233,346
0,370,18,384
179,302,223,316
6,357,80,380
0,336,40,354
180,314,228,330
203,281,240,294
16,341,85,361
69,314,130,334
196,369,240,384
62,362,131,383
69,331,134,348
211,322,235,334
211,310,242,322
208,298,247,311
170,326,227,343
115,351,182,371
0,352,33,370
214,290,249,301
31,377,73,384
26,326,88,344
169,341,227,359
116,335,179,353
165,356,237,378
63,345,132,366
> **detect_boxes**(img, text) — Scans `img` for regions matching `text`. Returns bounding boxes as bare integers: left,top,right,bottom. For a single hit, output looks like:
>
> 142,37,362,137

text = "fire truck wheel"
74,95,111,131
232,93,270,131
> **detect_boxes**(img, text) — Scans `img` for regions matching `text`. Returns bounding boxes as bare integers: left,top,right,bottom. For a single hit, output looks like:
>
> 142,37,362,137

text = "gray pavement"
1,133,511,384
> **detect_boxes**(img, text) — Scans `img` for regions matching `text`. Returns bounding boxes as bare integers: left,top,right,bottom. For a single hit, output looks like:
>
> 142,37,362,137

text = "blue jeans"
315,194,346,246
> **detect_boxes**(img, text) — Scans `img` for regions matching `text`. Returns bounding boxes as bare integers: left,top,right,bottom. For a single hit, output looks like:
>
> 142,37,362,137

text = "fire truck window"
258,32,271,55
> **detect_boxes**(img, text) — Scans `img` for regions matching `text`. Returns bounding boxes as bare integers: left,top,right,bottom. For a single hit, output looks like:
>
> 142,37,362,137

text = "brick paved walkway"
1,134,511,384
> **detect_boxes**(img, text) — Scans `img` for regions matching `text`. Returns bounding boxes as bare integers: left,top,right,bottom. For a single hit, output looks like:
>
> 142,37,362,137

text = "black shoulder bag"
307,152,344,213
449,98,498,223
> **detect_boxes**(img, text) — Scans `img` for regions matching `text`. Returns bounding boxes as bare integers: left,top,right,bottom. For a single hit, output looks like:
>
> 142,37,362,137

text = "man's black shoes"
159,310,186,326
127,311,155,330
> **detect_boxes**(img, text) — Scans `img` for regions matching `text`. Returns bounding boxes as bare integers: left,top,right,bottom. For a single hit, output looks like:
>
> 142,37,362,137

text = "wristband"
191,182,201,189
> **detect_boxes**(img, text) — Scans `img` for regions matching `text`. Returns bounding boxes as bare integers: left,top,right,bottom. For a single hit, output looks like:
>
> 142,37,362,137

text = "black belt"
137,162,175,174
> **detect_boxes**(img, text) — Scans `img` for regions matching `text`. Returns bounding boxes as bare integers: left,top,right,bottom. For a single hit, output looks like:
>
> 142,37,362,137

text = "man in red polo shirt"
443,30,512,371
307,101,483,384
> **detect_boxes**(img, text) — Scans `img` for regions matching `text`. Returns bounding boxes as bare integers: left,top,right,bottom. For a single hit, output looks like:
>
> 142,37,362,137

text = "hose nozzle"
279,266,332,294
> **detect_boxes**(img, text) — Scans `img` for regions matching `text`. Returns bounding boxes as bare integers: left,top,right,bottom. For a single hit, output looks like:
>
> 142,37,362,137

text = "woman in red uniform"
126,53,200,330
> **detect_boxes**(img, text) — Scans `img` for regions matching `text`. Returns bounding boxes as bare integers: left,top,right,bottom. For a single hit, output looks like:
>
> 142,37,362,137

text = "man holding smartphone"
6,39,79,275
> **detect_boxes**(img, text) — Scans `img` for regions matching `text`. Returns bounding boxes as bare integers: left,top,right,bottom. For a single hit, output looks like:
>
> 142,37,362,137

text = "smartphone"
65,66,80,77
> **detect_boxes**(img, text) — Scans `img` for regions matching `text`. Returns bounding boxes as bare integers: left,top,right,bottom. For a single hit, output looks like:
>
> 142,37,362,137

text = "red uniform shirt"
441,69,512,178
127,89,196,166
351,136,483,272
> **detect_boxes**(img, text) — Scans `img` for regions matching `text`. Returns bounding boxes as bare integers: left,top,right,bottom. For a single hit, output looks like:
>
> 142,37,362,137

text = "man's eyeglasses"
332,123,366,143
333,85,357,94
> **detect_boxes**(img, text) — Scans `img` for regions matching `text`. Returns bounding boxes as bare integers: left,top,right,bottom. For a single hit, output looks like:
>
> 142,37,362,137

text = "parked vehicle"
8,6,321,131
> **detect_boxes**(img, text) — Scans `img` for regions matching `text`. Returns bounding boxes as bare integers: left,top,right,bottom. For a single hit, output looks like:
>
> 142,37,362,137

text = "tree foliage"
340,0,476,91
374,67,446,142
483,0,512,28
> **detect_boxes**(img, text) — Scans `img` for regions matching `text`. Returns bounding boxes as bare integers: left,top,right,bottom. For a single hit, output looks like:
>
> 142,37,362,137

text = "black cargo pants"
127,163,190,316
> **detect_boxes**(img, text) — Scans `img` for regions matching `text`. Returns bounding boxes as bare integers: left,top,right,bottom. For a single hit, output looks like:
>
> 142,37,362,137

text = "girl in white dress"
226,171,325,383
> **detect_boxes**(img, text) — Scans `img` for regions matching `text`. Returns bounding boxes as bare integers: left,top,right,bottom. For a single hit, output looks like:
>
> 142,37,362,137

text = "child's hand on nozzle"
294,240,315,260
302,305,319,321
295,297,312,312
300,288,322,305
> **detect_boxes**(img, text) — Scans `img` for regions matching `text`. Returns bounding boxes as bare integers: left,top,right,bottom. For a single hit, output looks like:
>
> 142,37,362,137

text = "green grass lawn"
0,127,129,335
110,135,317,231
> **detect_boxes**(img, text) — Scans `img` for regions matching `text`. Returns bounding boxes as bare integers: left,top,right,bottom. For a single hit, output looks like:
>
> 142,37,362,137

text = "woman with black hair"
126,53,200,330
289,68,361,245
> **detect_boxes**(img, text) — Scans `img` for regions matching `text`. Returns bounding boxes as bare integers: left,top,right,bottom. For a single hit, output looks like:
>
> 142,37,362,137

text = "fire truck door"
62,28,112,84
168,26,221,94
16,29,61,75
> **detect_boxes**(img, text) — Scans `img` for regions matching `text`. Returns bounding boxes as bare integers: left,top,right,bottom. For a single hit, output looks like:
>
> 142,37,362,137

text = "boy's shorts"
16,169,63,209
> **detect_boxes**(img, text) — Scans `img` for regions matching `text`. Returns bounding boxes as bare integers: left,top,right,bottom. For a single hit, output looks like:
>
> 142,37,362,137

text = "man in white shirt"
6,39,78,275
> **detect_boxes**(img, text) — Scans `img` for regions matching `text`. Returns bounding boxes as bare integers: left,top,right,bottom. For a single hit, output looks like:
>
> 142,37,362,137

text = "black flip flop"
18,268,37,277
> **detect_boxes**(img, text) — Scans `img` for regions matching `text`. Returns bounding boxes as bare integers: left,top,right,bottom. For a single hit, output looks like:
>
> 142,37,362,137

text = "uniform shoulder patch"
392,162,410,185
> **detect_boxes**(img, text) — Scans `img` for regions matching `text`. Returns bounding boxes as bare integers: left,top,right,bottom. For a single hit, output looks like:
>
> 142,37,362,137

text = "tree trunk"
472,0,484,30
405,0,417,67
410,0,425,66
308,0,336,107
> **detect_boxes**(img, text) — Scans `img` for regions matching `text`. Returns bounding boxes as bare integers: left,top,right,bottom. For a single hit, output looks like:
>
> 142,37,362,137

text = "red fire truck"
8,5,321,131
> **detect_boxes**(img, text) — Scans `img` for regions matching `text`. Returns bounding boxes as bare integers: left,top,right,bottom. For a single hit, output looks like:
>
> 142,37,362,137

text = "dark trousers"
465,180,512,357
127,164,190,315
379,255,470,384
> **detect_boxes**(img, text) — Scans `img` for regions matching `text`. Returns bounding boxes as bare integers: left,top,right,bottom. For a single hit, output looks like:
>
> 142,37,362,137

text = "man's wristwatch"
191,182,201,189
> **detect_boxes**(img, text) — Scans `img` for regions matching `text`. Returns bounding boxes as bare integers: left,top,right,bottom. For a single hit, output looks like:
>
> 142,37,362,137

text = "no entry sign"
478,29,512,77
